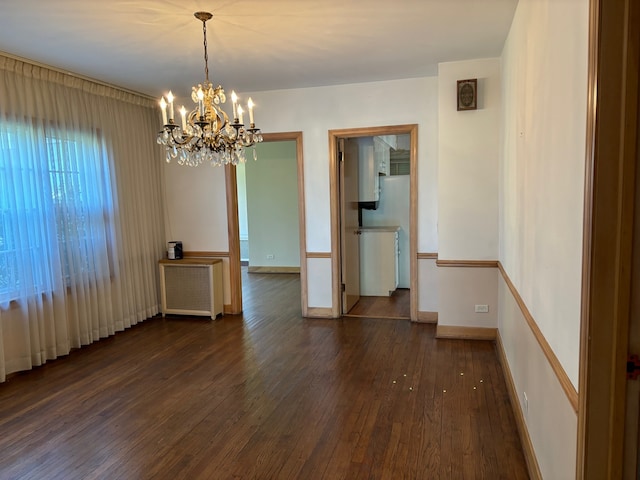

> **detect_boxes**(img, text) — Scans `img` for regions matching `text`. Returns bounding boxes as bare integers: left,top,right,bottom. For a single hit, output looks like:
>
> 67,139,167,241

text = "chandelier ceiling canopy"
157,11,263,167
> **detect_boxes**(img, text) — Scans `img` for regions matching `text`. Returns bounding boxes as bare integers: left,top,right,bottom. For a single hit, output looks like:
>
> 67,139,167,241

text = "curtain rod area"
0,50,156,102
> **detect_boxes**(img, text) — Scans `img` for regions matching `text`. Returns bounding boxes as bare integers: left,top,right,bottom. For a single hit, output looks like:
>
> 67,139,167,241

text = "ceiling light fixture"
157,11,263,166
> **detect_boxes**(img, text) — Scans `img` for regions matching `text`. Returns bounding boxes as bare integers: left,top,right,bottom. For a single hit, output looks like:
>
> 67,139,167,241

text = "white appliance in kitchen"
359,226,400,296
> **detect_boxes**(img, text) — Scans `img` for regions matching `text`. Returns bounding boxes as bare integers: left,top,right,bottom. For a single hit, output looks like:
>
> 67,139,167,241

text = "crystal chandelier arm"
161,124,195,147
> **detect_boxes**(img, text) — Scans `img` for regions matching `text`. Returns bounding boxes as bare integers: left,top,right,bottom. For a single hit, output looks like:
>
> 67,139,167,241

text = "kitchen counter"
359,225,400,232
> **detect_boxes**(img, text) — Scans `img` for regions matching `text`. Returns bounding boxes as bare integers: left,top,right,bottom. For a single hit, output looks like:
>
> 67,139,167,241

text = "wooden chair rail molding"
497,261,579,413
436,259,499,268
306,252,332,259
182,251,230,258
248,266,300,274
417,252,438,259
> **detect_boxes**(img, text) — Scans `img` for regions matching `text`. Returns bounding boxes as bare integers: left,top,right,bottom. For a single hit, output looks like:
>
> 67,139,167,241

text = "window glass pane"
0,121,112,302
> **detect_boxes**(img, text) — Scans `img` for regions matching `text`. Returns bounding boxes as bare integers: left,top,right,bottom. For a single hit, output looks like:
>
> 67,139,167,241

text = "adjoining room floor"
345,288,410,319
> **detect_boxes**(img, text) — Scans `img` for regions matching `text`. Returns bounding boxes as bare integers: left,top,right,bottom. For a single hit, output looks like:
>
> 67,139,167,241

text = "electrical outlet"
474,304,489,313
266,254,275,260
523,391,529,414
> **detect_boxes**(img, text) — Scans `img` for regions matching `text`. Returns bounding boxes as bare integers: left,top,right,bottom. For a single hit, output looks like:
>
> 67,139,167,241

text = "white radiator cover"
159,259,223,319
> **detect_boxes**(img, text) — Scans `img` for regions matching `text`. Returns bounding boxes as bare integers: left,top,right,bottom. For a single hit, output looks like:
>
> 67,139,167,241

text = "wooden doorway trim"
577,0,640,477
328,124,418,320
225,132,307,315
225,163,242,314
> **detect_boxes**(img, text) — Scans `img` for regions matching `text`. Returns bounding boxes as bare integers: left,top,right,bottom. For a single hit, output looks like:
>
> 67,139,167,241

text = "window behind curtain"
0,120,113,303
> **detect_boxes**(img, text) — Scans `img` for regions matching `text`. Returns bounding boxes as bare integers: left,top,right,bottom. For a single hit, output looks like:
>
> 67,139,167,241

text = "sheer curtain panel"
0,55,165,382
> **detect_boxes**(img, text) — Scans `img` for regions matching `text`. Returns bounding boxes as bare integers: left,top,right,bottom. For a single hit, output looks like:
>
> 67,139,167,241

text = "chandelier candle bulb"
179,106,187,131
167,91,174,121
247,98,254,125
231,91,238,121
237,105,244,125
197,88,205,117
160,97,168,125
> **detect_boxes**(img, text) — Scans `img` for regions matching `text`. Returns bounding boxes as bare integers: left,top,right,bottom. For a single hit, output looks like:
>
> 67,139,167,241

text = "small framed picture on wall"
457,78,477,111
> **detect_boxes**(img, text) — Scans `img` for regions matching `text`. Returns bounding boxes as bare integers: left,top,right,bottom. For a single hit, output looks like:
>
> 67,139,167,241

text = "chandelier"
157,11,263,167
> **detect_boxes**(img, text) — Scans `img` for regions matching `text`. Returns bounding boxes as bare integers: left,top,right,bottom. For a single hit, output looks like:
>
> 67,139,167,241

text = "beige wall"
499,275,577,479
438,267,498,328
418,258,438,313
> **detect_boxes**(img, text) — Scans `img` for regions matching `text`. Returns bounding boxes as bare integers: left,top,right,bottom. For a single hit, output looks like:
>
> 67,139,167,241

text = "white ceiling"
0,0,517,100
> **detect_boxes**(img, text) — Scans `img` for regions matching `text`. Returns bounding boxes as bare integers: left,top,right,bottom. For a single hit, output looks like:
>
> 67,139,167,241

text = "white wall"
499,0,588,477
438,58,501,261
245,140,300,267
163,161,228,253
437,58,501,328
248,77,439,251
500,0,587,392
164,77,439,309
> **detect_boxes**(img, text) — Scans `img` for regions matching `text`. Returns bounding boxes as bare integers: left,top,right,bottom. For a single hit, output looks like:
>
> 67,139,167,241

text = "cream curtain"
0,55,165,382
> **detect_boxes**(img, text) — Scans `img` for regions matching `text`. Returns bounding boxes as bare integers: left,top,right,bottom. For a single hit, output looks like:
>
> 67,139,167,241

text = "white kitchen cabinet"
376,135,397,150
357,137,379,203
374,136,393,176
359,227,399,296
357,136,397,202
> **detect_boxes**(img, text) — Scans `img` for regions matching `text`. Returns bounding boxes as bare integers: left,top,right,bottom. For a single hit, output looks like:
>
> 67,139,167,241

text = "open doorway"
225,132,307,315
236,140,299,273
329,125,418,320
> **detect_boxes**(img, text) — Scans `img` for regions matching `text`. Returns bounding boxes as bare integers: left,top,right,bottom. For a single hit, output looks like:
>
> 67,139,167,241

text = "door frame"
224,131,307,315
328,124,418,320
577,0,640,477
339,138,361,314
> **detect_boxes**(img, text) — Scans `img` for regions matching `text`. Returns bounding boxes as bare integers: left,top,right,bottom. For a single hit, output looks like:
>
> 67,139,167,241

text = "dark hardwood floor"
0,270,528,479
346,289,410,319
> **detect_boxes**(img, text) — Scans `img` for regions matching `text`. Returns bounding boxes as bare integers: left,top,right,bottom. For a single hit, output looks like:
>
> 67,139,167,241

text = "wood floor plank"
0,270,529,479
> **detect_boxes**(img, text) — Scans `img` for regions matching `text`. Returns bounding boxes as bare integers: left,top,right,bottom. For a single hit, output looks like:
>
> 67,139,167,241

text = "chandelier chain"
202,18,209,83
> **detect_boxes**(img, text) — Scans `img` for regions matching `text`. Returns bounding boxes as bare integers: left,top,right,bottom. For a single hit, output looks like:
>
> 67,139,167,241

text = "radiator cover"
159,259,223,319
